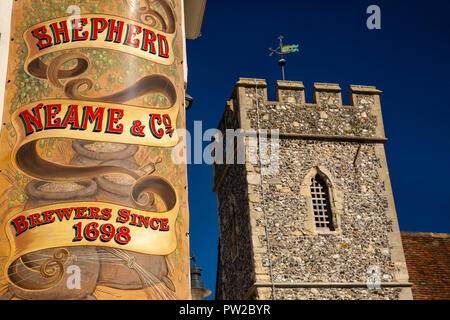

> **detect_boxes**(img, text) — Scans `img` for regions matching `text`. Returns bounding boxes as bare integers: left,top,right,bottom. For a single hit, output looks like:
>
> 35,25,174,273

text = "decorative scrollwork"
40,249,70,279
39,52,177,106
124,0,175,33
8,248,70,290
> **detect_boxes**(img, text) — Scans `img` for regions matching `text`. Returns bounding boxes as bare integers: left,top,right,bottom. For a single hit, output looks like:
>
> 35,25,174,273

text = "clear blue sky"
185,0,450,299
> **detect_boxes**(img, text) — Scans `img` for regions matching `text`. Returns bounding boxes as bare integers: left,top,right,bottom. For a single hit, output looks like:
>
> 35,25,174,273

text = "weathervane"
269,36,299,80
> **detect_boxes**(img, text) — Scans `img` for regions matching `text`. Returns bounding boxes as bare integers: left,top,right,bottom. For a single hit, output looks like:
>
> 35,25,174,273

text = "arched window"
310,174,335,231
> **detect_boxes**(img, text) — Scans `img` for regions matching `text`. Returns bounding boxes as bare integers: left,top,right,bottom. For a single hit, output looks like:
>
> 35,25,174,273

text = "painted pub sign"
0,0,190,300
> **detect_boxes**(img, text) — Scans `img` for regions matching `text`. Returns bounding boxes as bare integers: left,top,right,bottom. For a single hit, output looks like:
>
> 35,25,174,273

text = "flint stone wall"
214,97,255,300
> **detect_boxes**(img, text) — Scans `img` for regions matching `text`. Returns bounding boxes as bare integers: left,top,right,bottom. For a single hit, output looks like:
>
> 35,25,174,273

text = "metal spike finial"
190,253,212,300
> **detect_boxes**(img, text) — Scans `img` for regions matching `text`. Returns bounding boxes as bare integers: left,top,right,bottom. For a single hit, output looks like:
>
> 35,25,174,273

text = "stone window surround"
300,166,344,236
310,174,334,231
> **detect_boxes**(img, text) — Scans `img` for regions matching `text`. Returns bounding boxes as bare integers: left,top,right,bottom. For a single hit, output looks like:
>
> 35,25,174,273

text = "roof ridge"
401,231,450,238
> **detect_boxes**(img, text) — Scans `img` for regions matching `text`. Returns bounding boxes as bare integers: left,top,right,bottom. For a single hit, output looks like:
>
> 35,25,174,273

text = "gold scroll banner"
11,98,179,151
9,98,179,186
24,14,175,79
4,200,179,273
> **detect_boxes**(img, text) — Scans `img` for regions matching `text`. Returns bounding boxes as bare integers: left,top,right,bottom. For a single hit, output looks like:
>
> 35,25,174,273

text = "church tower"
212,78,412,300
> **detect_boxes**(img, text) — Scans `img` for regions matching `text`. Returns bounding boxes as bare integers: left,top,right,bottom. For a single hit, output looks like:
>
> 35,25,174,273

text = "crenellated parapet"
227,78,386,141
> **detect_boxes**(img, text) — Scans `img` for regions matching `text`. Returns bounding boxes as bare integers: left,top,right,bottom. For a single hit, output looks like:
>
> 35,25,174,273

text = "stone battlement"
224,77,386,140
231,77,382,107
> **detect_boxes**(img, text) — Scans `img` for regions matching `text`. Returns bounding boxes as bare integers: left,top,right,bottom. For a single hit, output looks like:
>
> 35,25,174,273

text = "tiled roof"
401,232,450,300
